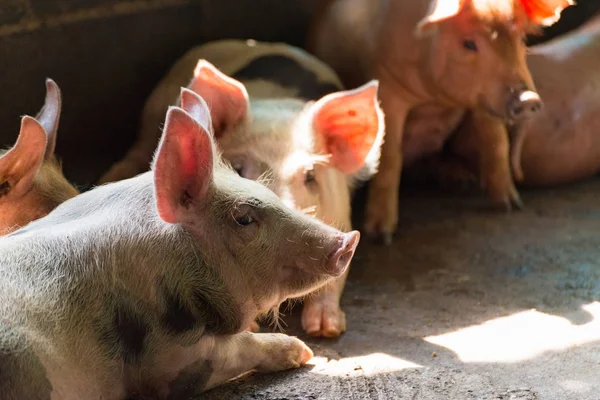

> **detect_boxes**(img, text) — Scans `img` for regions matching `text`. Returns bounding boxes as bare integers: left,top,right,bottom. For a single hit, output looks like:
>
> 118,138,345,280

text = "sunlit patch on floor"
424,302,600,363
307,353,422,376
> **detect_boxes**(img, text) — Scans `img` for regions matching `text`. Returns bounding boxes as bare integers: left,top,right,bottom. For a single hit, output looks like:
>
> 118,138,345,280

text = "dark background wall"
0,0,598,186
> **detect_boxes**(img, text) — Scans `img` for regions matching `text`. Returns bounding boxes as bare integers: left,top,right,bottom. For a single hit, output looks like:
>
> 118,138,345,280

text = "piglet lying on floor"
0,79,78,236
0,97,359,399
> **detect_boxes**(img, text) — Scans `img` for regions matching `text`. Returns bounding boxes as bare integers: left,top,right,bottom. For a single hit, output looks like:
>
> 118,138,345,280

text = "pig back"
517,14,600,185
189,39,344,101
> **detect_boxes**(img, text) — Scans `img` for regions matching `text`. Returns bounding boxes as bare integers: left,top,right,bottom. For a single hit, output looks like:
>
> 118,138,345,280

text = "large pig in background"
100,40,385,338
308,0,572,242
0,99,360,399
0,79,78,236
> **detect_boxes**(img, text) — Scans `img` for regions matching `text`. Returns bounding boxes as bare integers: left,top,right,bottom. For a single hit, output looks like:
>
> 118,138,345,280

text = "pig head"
185,60,384,226
414,0,543,122
0,79,78,236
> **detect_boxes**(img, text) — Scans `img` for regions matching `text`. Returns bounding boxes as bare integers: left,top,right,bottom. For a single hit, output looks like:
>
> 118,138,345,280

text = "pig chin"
278,265,334,301
478,96,508,121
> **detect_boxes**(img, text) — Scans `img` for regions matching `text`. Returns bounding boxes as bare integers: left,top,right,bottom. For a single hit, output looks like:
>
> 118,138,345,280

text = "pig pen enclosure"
2,0,600,399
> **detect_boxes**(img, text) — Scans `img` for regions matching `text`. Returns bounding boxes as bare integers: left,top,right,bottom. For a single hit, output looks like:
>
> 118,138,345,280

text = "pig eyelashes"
230,198,264,227
304,168,316,184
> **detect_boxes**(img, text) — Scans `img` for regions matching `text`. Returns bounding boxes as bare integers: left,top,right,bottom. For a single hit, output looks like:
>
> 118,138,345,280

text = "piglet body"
0,99,359,399
307,0,571,239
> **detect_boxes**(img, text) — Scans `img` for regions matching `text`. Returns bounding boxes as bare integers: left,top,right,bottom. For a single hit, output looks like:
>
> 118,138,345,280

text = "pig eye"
235,214,255,226
305,169,316,185
463,40,478,52
232,162,245,177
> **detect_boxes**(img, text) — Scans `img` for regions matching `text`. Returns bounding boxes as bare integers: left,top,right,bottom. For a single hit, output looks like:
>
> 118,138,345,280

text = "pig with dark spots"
100,40,384,338
437,11,600,189
308,0,572,242
0,79,78,236
0,98,359,399
98,39,346,184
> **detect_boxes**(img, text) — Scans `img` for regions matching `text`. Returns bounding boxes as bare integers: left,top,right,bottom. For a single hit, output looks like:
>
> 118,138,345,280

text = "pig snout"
326,231,360,276
507,89,542,122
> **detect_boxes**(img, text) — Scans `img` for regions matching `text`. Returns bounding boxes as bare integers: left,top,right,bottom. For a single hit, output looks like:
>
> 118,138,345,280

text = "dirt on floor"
203,178,600,400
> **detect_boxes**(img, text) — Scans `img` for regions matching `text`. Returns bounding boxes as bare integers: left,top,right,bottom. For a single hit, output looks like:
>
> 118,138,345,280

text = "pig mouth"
479,99,509,122
279,264,335,299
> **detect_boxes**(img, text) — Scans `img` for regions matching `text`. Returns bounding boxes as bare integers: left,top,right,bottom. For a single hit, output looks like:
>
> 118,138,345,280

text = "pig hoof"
257,334,314,372
513,195,524,210
302,298,346,338
494,195,523,212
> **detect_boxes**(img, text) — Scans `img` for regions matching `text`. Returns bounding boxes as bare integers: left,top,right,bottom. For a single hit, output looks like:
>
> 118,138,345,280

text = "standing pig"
308,0,571,242
442,11,600,188
100,40,385,338
0,79,78,236
0,100,360,399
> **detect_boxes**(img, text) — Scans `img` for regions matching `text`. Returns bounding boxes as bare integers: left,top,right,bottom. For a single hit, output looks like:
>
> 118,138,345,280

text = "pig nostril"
336,249,354,271
513,106,524,116
327,231,360,276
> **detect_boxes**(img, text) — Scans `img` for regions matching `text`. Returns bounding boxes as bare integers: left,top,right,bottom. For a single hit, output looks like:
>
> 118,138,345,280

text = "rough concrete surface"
204,180,600,400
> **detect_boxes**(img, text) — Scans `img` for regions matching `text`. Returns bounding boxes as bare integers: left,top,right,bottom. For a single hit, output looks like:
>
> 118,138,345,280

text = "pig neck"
10,174,254,336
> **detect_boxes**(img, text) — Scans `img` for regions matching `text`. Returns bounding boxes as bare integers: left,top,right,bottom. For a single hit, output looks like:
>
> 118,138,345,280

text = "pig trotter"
302,294,347,338
255,333,314,372
487,179,523,211
364,185,398,245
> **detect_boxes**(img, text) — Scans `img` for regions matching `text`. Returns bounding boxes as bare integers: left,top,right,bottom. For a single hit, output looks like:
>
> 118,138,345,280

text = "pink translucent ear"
415,0,464,37
188,59,249,135
35,78,62,159
153,107,214,224
0,116,48,198
179,87,213,134
312,80,384,175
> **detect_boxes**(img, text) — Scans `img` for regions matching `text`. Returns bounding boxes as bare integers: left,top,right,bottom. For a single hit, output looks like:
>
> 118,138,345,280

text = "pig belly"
402,106,465,166
520,123,600,186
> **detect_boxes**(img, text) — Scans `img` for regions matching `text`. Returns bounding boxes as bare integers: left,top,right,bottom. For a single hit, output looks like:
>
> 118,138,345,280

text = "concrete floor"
204,179,600,400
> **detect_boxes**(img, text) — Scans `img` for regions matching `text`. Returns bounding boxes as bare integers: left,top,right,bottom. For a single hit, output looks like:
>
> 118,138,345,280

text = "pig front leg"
164,332,313,398
302,266,349,337
451,111,522,210
364,88,410,244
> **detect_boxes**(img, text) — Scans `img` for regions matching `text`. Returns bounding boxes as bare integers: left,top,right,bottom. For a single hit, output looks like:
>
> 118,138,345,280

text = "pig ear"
34,78,62,159
179,87,213,134
311,80,385,175
153,107,214,224
415,0,465,37
188,59,249,136
0,116,48,199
